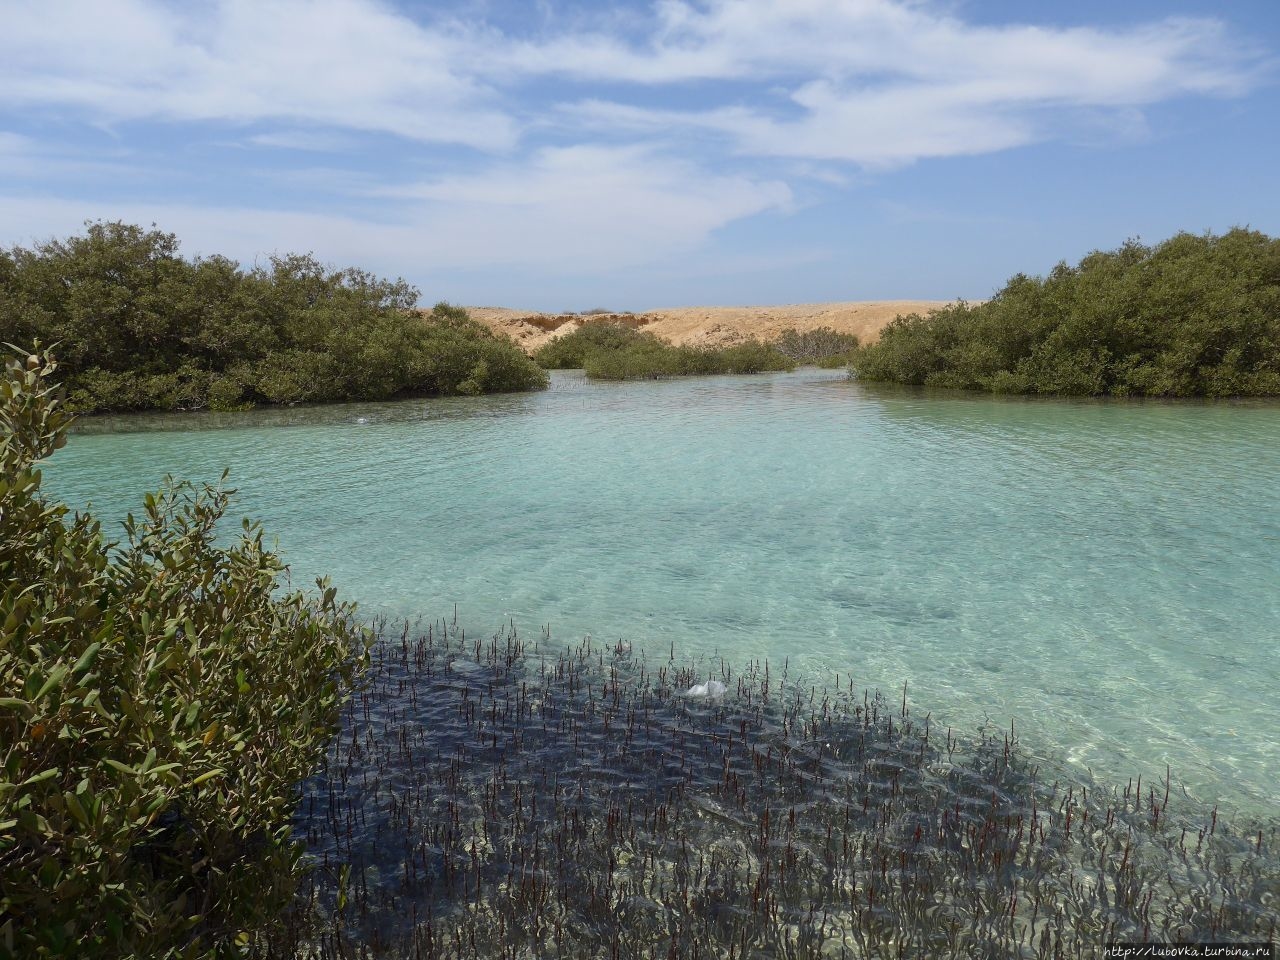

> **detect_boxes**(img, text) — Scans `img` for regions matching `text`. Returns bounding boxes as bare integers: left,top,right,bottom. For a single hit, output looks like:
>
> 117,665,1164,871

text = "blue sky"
1,0,1277,311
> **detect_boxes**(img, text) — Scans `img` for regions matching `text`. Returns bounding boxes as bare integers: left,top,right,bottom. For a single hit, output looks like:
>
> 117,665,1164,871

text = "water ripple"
46,370,1280,814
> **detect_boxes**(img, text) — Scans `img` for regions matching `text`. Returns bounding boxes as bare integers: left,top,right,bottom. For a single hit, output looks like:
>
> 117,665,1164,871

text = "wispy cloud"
502,2,1258,96
247,131,357,152
0,132,32,150
0,144,790,273
2,0,1262,165
0,0,516,149
544,4,1261,167
369,144,792,268
0,131,148,182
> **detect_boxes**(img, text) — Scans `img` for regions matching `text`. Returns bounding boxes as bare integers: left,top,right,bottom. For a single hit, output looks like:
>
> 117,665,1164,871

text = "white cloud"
0,1,1260,166
0,132,35,155
371,144,791,268
0,146,789,273
491,1,1254,93
544,3,1261,167
0,132,145,181
568,91,1033,168
0,0,515,149
247,131,357,152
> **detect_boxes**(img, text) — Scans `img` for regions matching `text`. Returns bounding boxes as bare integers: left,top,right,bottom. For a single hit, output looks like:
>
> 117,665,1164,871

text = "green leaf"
189,768,225,787
33,664,68,701
64,792,89,826
19,768,60,787
71,642,102,676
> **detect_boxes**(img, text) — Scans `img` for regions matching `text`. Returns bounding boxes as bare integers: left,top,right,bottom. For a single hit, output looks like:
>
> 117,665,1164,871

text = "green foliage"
772,327,861,367
532,322,650,370
708,340,799,374
850,229,1280,397
0,222,546,413
0,347,368,957
415,303,549,396
534,323,795,380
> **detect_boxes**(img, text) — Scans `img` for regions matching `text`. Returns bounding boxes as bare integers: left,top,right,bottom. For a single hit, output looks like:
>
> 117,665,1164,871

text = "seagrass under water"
260,619,1278,959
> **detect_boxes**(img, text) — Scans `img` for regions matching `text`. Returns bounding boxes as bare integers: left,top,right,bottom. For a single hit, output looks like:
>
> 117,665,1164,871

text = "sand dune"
465,301,953,353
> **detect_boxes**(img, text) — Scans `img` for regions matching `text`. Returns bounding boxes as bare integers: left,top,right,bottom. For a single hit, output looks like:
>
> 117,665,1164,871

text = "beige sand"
464,301,954,353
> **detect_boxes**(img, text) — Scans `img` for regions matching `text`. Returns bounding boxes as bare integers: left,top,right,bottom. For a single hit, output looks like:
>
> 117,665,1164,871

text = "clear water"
43,370,1280,815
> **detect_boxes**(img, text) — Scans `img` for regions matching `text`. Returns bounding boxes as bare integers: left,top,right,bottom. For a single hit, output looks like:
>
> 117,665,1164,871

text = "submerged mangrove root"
258,618,1279,958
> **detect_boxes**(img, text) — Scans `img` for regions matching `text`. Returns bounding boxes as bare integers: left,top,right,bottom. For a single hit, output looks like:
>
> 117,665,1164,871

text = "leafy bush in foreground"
0,347,368,957
850,228,1280,396
0,222,547,412
534,323,794,380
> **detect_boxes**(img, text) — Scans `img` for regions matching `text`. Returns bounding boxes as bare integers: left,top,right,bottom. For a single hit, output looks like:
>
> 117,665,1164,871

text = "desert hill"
463,301,953,353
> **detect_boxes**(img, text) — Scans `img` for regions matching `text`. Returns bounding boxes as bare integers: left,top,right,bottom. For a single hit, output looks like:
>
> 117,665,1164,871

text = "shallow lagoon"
46,369,1280,814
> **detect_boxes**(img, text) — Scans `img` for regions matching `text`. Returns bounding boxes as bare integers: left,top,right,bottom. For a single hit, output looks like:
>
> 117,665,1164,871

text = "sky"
1,0,1277,311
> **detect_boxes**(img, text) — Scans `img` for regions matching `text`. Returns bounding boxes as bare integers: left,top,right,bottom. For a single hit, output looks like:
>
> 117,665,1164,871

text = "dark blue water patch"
273,620,1280,958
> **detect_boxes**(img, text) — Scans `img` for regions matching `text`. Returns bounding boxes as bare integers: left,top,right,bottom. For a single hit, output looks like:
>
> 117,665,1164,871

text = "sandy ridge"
464,301,954,354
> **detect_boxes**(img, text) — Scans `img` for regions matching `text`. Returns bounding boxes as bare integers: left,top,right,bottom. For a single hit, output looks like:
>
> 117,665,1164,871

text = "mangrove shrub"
533,323,794,380
0,222,547,412
772,327,860,367
0,347,368,957
851,228,1280,396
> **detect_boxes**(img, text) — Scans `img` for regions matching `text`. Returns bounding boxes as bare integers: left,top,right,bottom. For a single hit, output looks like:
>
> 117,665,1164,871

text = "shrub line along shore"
6,222,1274,409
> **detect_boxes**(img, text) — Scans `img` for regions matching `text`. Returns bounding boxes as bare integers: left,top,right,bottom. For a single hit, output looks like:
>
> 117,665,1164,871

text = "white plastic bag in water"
684,679,727,699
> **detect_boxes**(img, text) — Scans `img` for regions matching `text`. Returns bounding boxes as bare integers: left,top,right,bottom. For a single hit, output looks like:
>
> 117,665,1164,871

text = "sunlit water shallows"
46,370,1280,814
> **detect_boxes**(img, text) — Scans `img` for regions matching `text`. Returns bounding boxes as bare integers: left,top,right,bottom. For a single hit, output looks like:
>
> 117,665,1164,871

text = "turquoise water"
45,370,1280,814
